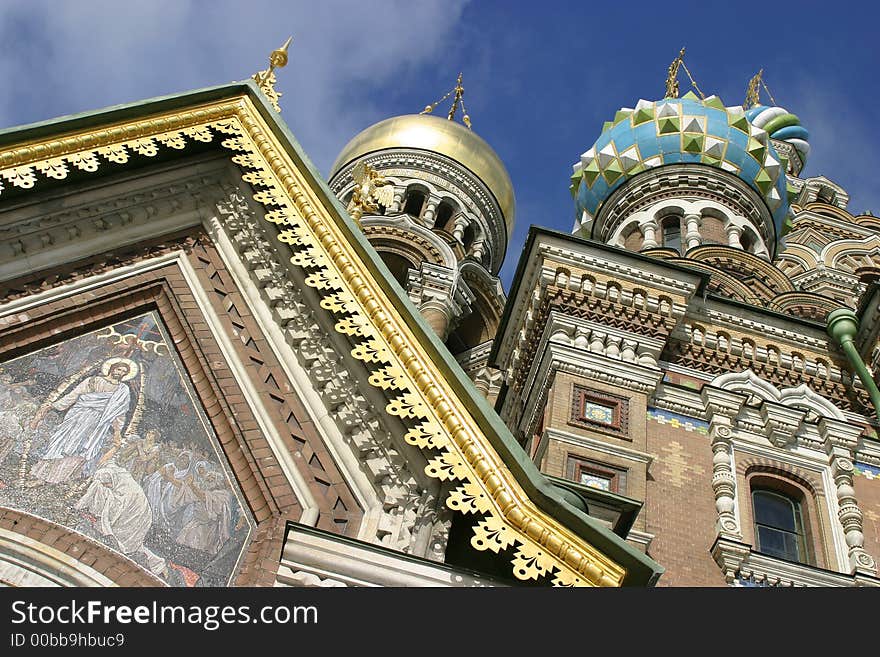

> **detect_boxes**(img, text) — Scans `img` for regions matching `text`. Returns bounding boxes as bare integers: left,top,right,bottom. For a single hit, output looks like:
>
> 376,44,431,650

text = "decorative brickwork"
657,441,707,488
853,469,880,567
645,421,725,586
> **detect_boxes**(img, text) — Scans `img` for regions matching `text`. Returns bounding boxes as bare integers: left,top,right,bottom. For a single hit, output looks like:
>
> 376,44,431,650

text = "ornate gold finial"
347,160,395,225
664,47,705,100
251,36,293,112
420,72,472,129
665,48,685,98
743,69,777,108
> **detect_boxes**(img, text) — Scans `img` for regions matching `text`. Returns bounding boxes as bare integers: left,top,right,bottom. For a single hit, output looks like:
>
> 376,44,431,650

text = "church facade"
0,59,878,587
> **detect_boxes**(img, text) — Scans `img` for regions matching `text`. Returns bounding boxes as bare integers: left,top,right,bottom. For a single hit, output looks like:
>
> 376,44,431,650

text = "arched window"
403,188,427,218
741,229,756,253
462,223,476,250
661,216,682,253
752,489,809,563
433,200,456,230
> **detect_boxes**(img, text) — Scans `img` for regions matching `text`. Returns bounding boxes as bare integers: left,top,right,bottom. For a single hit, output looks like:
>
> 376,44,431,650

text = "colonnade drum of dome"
570,92,810,243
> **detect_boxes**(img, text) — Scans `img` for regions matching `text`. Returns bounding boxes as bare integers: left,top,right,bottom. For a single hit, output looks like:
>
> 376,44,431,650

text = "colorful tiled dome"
571,93,791,236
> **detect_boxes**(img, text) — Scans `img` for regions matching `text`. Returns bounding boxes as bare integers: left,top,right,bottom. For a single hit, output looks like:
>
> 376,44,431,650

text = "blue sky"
1,0,877,287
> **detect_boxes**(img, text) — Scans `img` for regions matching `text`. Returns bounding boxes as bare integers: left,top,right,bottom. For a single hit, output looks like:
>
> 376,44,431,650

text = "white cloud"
0,0,469,174
785,75,880,214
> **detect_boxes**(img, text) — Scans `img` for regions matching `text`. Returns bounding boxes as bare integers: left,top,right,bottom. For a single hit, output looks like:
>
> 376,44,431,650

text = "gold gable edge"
0,96,626,587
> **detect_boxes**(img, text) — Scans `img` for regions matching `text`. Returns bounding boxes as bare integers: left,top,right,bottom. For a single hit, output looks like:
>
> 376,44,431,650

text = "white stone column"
641,218,659,249
818,418,877,577
711,423,741,538
726,223,743,249
422,198,438,225
470,240,486,264
420,301,453,339
702,388,746,540
830,451,877,574
685,213,702,250
452,216,469,243
703,387,748,583
391,189,404,213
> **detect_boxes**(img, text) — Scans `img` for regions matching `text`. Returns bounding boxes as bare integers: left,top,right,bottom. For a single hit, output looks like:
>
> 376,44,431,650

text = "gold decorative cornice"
0,94,626,586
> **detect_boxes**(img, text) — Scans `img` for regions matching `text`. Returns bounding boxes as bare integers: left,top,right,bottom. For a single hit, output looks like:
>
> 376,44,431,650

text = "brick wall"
645,409,727,586
701,215,727,245
854,464,880,564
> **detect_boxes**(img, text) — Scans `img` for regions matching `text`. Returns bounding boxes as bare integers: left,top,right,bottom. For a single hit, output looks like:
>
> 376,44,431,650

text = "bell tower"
328,76,514,399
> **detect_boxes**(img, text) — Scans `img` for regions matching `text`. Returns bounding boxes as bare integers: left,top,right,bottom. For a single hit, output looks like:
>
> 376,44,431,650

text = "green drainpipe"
826,308,880,420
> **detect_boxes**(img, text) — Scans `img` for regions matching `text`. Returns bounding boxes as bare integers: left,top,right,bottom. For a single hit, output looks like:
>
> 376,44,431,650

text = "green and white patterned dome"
571,92,793,238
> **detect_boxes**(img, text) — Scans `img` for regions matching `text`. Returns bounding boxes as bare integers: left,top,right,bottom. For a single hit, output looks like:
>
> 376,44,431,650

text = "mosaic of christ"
0,312,253,586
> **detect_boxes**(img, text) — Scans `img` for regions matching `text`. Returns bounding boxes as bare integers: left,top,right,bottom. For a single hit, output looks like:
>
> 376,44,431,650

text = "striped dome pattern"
745,104,810,164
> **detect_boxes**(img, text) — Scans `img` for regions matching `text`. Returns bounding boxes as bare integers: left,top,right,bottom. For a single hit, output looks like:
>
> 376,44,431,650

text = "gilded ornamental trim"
0,94,626,586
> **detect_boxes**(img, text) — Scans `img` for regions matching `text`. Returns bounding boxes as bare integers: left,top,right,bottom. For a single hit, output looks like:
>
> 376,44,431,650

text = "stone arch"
824,234,880,271
778,383,845,421
401,182,432,218
776,245,818,279
768,292,842,322
606,280,622,303
0,508,164,587
361,216,458,271
609,216,645,250
854,214,880,231
667,257,757,303
802,201,854,223
711,369,781,403
687,245,795,299
452,262,506,352
554,267,571,288
432,196,461,232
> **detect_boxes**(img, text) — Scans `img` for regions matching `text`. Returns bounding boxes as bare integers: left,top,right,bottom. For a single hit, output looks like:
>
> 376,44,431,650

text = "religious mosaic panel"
0,311,254,586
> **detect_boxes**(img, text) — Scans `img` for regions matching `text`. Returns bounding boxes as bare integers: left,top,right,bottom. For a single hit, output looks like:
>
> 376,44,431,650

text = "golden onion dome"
330,114,515,237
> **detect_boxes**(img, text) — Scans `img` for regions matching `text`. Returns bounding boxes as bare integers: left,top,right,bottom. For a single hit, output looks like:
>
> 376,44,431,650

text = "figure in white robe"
75,463,167,576
144,451,198,536
29,361,134,484
175,468,234,553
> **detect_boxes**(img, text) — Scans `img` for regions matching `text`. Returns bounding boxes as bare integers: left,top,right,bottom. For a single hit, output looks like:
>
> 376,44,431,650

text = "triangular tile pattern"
572,94,791,238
